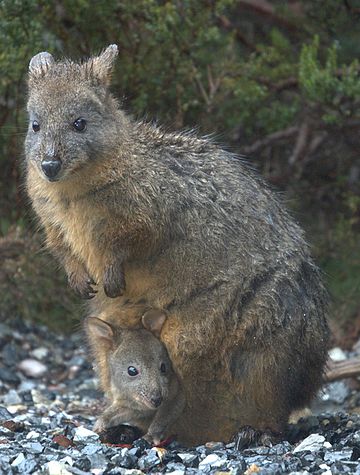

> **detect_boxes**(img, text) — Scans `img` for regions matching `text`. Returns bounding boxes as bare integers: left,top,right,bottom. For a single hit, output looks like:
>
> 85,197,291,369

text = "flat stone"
178,452,199,466
26,431,40,439
0,367,20,384
18,359,47,378
46,460,72,475
81,443,102,455
0,405,12,421
73,426,99,443
199,453,225,467
320,381,350,404
31,347,49,360
328,347,347,362
3,389,22,405
293,434,326,453
24,441,43,454
11,452,26,468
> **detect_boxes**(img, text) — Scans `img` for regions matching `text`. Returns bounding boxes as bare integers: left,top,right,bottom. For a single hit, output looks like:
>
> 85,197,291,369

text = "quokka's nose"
41,159,62,179
150,395,163,408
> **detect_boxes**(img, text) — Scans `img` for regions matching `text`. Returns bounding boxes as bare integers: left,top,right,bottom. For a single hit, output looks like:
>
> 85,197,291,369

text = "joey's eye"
160,363,166,374
73,118,87,132
127,366,139,376
32,120,40,132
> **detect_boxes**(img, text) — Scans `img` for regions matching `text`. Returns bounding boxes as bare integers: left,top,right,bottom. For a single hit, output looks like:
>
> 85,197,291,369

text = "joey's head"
25,45,126,182
85,310,173,412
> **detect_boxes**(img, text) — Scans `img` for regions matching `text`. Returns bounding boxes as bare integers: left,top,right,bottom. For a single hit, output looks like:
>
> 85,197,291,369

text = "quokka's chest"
42,194,109,276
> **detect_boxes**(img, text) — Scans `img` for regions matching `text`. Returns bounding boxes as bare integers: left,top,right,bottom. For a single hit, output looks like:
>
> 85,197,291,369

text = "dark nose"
150,395,163,408
41,159,62,179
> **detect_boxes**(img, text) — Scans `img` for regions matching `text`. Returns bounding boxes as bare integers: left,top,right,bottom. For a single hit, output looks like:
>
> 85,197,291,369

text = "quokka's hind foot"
98,424,143,445
232,425,281,451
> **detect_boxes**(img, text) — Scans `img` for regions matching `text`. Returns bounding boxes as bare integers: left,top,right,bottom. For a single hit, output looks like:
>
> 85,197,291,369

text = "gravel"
1,318,360,474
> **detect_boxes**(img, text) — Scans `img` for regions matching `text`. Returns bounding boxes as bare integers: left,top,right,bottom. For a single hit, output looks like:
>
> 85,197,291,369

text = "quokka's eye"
32,120,40,132
73,118,87,132
160,363,166,374
127,366,139,376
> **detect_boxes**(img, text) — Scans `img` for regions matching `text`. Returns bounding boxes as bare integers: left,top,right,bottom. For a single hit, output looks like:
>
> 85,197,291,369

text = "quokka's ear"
142,309,167,338
29,51,54,78
85,316,114,347
86,44,118,87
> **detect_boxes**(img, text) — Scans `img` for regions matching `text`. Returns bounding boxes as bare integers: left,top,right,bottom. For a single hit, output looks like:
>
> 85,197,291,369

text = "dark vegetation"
0,0,359,338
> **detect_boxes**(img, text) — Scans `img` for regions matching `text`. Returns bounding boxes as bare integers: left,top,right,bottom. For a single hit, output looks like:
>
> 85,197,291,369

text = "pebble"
329,347,348,361
321,381,350,404
293,433,326,453
18,358,48,378
3,388,22,405
46,460,72,475
2,319,360,474
73,426,99,443
0,405,12,421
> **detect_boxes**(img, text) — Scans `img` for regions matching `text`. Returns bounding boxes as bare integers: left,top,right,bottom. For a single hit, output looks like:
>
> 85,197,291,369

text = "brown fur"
25,46,330,446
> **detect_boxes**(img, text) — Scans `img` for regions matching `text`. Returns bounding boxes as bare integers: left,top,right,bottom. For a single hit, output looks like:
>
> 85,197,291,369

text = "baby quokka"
85,310,184,445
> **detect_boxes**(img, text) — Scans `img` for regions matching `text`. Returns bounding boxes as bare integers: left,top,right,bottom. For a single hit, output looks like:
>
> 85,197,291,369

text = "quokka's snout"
41,158,62,180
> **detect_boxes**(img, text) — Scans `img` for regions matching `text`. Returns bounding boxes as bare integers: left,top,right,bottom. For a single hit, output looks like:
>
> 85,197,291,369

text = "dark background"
0,0,359,344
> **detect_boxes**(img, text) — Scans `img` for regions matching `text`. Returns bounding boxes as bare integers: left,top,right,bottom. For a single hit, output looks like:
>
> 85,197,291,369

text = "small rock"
244,464,261,474
31,347,49,360
320,381,350,404
138,449,161,470
329,347,347,361
26,430,40,440
11,452,26,468
205,441,225,450
46,460,72,475
0,405,12,421
81,443,102,455
178,452,199,467
24,441,43,454
87,453,109,469
18,359,47,378
199,453,226,468
3,389,22,405
73,426,99,443
0,366,20,384
111,451,138,469
293,433,326,453
18,380,37,392
165,465,186,475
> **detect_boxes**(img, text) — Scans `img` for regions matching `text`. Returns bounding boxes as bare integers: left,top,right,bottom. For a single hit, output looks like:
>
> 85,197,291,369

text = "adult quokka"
25,45,329,447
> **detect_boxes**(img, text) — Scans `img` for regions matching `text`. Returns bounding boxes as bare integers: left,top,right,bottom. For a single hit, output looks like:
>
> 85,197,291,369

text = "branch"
217,15,258,51
325,357,360,382
240,126,299,156
237,0,302,32
288,122,310,166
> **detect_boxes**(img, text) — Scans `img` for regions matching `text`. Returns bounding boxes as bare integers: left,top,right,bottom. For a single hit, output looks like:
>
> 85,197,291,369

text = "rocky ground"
1,318,360,474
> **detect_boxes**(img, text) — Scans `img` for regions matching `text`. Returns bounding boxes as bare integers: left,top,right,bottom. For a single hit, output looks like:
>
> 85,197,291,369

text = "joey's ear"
85,317,114,346
87,44,118,86
142,309,167,338
29,51,54,78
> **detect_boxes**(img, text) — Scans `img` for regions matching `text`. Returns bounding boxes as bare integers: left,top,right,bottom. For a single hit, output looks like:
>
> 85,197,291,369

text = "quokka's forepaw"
68,272,97,299
143,431,164,446
103,264,126,298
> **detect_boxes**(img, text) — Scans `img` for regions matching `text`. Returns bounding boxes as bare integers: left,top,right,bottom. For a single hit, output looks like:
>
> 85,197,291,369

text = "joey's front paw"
68,272,97,300
103,263,126,298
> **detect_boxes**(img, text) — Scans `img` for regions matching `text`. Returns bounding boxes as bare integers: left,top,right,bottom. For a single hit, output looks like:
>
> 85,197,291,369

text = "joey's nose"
151,395,163,408
41,159,62,179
